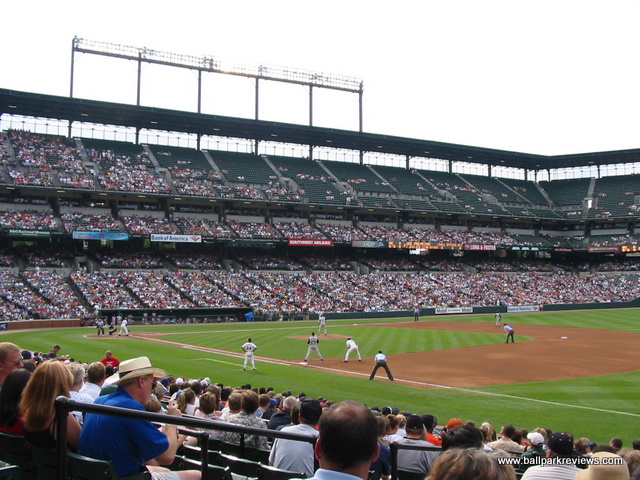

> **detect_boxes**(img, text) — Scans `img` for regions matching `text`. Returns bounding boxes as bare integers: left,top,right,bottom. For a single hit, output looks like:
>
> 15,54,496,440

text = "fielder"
344,337,362,362
304,332,323,362
495,312,502,327
242,337,258,371
318,313,327,334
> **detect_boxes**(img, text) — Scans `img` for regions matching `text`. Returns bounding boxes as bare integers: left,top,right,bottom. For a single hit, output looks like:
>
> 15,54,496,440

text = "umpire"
369,350,394,381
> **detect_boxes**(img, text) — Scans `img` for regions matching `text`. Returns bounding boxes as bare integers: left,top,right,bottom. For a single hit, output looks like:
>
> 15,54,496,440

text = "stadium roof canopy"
2,88,640,172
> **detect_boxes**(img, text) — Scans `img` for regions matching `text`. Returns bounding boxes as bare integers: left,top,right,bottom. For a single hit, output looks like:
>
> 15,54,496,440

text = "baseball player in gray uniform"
304,332,323,362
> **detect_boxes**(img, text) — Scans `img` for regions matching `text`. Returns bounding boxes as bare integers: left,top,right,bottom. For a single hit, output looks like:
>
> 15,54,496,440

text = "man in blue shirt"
79,356,200,480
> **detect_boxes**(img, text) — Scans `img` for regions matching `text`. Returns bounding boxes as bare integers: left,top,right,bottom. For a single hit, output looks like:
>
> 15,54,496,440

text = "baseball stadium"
1,32,640,480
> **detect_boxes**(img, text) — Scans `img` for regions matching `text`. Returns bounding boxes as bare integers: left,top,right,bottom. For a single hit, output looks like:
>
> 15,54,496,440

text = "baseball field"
3,308,639,445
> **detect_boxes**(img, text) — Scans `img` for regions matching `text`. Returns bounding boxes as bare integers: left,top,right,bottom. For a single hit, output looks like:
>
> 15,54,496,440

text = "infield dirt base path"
89,321,639,388
302,322,640,388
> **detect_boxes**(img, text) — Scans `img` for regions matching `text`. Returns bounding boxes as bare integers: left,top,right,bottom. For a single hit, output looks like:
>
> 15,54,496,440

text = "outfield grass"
2,309,638,445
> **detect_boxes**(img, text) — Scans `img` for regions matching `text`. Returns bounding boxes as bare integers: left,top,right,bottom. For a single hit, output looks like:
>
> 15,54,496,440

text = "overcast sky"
3,1,640,157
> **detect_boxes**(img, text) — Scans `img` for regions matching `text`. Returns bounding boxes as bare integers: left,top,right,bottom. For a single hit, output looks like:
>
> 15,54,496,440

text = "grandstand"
0,84,638,321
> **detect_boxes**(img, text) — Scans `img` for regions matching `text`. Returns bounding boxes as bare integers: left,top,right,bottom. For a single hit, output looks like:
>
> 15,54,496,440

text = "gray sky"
3,0,640,156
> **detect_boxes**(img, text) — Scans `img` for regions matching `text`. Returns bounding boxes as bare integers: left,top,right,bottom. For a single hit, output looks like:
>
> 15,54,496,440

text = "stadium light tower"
70,37,365,149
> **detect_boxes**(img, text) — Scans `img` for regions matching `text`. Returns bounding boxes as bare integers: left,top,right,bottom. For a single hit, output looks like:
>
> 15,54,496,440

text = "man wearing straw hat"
79,356,200,480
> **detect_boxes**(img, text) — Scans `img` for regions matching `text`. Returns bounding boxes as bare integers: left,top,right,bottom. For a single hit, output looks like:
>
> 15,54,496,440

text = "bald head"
317,401,379,475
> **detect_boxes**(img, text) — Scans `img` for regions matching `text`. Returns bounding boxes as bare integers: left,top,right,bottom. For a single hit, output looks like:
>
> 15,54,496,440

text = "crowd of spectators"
172,218,236,238
235,254,306,271
272,221,327,240
0,249,638,320
7,130,95,190
0,203,635,260
86,145,173,194
163,271,245,308
122,215,180,235
119,271,195,309
0,210,57,231
62,211,122,233
94,252,164,269
2,130,640,238
70,271,142,310
227,221,281,239
4,347,640,480
166,253,224,270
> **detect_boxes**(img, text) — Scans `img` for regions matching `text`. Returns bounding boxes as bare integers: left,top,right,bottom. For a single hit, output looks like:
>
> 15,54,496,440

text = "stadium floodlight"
72,37,363,93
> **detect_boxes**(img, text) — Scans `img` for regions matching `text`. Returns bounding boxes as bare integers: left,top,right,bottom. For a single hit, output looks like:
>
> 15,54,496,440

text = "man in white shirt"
80,361,106,400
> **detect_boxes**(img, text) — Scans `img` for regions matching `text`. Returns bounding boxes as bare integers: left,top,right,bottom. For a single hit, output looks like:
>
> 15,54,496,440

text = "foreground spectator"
521,431,580,480
221,390,269,449
575,451,629,480
269,397,322,477
0,368,32,434
80,362,106,400
79,356,200,480
21,360,82,451
428,448,516,480
393,414,440,474
0,342,23,389
306,401,379,480
268,395,297,430
488,424,523,453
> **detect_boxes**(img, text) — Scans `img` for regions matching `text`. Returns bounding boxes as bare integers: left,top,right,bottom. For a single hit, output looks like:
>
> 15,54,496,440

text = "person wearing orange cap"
445,418,464,432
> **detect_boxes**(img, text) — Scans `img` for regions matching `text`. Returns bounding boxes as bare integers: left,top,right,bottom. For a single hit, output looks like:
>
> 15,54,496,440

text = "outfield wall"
324,297,640,320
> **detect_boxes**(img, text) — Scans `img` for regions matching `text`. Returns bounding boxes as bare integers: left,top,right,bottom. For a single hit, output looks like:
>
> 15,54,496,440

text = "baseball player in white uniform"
304,332,323,362
495,312,502,327
242,337,258,371
118,317,129,336
318,313,327,335
344,337,362,362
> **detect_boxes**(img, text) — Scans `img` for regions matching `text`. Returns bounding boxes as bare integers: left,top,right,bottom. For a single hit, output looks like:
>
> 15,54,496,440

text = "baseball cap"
527,432,545,446
446,418,464,431
21,350,33,360
546,431,574,456
406,414,424,431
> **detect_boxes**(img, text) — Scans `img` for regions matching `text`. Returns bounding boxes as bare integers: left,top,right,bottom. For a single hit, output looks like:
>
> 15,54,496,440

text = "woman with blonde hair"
428,448,516,480
21,360,82,450
176,388,196,416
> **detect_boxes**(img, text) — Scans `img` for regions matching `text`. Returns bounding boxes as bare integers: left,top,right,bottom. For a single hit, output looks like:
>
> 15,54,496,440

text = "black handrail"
54,396,318,480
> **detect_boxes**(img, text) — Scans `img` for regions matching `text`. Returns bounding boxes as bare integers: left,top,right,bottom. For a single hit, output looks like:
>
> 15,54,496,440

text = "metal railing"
54,397,318,480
